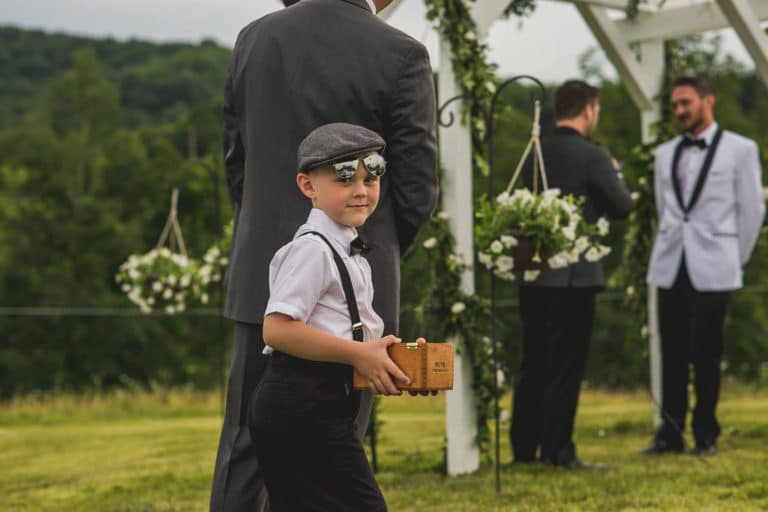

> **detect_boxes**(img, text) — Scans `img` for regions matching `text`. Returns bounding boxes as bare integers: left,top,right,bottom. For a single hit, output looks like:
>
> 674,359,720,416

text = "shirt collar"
365,0,377,14
303,208,358,251
686,122,718,146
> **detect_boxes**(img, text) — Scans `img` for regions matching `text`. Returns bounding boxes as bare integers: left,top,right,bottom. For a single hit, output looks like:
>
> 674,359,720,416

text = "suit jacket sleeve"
223,60,245,208
587,148,633,219
735,140,765,265
385,43,438,252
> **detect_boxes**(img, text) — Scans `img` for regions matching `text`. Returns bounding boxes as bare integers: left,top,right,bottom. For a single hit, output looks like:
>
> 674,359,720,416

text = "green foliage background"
1,26,767,397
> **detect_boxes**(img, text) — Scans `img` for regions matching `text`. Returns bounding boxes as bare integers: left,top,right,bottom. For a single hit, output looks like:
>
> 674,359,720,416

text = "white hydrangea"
490,240,504,254
423,237,438,249
495,255,514,272
597,217,610,236
451,302,466,315
523,270,541,282
500,235,518,247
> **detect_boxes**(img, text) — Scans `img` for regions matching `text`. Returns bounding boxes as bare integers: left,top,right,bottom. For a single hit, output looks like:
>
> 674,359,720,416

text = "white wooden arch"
383,0,768,476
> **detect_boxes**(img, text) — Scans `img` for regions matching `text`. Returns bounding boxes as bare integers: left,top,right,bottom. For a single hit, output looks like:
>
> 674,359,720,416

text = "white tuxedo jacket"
647,129,765,291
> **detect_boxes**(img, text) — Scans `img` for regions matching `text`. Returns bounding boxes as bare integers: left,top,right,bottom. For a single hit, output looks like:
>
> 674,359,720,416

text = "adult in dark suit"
209,0,438,510
642,76,764,456
511,80,633,468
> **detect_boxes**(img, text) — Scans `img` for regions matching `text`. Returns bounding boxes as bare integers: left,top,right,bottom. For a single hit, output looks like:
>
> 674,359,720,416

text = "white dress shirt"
677,122,719,204
263,208,384,354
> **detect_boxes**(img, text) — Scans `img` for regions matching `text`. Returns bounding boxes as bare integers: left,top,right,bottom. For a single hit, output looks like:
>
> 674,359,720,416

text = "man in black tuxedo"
209,0,438,510
511,80,632,469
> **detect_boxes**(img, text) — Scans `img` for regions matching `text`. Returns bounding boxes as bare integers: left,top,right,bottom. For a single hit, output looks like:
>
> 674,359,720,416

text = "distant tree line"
1,26,766,397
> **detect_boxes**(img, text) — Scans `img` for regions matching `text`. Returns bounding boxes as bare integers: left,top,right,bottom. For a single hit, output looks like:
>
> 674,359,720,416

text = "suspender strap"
300,231,364,342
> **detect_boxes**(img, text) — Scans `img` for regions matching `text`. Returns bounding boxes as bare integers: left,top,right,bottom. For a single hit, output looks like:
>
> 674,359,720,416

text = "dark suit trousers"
657,261,729,447
511,287,597,464
210,322,270,512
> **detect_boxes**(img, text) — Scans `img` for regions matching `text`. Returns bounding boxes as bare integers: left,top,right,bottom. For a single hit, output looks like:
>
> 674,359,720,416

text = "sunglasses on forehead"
332,153,387,179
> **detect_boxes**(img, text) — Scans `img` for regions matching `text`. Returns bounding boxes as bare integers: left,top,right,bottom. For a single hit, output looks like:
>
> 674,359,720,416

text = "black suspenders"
300,231,364,342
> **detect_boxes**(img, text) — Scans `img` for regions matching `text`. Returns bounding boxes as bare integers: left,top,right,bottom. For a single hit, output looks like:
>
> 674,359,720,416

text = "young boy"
248,123,410,512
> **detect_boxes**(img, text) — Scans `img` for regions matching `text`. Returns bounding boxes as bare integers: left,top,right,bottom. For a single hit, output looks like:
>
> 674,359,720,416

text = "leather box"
353,342,454,391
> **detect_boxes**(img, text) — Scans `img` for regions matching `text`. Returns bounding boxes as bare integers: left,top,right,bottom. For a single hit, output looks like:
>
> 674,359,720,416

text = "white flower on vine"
567,249,580,263
495,270,515,281
451,302,466,315
176,303,186,313
597,217,610,236
531,252,542,263
423,237,438,249
219,257,229,266
465,30,476,42
462,0,473,9
584,247,601,262
180,274,191,288
626,286,636,297
641,325,649,338
631,191,640,201
168,274,177,286
437,211,450,220
495,255,514,272
165,305,176,314
485,81,497,95
638,176,647,186
478,252,493,268
561,226,576,241
152,281,163,292
490,240,504,254
121,284,131,293
201,293,209,305
128,269,140,281
598,245,612,257
500,235,518,248
162,288,173,300
523,270,540,282
139,303,152,314
575,236,589,253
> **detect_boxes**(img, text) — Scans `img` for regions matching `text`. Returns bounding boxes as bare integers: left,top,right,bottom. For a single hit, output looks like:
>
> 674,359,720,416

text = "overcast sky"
0,0,755,83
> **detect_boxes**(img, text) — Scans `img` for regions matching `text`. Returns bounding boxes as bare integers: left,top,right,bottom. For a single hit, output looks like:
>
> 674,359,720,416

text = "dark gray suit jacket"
222,0,438,334
521,126,633,288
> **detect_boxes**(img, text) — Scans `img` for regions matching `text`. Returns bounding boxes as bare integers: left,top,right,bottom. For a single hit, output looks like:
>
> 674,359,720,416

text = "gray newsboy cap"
297,122,385,173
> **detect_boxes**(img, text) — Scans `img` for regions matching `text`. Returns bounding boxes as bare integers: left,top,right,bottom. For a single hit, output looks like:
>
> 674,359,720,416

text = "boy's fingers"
387,362,410,385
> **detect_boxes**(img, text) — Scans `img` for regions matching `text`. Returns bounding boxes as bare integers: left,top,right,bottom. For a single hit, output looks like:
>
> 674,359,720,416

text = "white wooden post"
638,39,664,427
717,0,768,85
439,38,481,476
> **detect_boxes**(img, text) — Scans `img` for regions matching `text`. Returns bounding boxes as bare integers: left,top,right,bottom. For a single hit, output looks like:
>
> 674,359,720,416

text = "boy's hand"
355,335,410,395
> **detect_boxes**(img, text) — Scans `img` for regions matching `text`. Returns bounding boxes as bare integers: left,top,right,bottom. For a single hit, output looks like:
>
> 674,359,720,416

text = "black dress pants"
511,286,597,464
210,322,271,512
249,369,387,512
657,261,730,448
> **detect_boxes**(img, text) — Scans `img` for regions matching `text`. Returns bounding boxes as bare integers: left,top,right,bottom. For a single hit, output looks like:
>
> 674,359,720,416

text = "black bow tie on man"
681,136,707,149
350,236,370,256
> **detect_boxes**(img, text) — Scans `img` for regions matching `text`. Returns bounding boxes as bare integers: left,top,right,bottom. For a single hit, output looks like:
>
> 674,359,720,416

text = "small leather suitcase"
353,341,454,391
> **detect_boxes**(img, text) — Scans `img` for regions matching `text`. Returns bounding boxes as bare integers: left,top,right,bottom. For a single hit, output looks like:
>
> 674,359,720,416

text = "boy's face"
297,152,381,228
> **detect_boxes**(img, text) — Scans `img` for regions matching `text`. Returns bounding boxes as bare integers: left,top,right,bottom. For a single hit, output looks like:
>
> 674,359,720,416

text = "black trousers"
511,286,597,464
657,261,730,447
209,322,271,512
249,362,387,512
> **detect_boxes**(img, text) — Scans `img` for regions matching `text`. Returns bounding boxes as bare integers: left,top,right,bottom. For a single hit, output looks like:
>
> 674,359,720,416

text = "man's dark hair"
554,80,599,120
672,76,716,97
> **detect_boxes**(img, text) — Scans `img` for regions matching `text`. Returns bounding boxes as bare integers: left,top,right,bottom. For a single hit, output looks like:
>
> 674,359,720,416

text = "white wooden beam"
616,0,768,44
575,2,657,111
471,0,513,37
717,0,768,85
379,0,404,20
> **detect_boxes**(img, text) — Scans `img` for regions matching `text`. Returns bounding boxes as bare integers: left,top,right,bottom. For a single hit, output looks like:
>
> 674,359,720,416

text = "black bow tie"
350,236,370,256
681,136,707,149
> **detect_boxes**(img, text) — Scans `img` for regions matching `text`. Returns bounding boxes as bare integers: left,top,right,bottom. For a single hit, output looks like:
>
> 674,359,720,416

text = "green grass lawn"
1,384,767,511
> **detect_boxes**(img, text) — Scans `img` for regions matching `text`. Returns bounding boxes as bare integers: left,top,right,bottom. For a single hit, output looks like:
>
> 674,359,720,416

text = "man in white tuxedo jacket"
644,76,764,456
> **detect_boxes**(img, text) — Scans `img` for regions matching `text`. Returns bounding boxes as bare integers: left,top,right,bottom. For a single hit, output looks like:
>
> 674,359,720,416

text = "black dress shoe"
639,439,684,455
690,442,717,456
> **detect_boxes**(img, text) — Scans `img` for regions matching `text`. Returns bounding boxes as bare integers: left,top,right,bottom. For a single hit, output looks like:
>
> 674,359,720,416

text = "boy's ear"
296,172,315,199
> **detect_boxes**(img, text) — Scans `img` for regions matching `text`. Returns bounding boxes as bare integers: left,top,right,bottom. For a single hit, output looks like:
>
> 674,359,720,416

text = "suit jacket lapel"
686,128,723,213
671,139,686,212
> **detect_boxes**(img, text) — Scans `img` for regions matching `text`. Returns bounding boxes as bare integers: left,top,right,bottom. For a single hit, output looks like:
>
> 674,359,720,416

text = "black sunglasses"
332,153,386,179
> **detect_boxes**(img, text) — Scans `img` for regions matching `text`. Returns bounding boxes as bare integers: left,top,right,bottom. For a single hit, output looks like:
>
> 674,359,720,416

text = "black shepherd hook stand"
437,74,546,494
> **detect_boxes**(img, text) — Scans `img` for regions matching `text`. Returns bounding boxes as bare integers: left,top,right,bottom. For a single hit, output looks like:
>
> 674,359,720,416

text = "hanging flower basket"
474,101,611,281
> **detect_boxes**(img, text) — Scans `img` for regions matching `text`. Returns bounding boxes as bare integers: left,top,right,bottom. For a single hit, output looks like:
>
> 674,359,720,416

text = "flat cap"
297,122,385,173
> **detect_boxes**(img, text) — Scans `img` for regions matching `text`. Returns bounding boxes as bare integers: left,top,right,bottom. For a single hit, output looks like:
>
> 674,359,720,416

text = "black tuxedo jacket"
521,126,633,288
222,0,438,332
